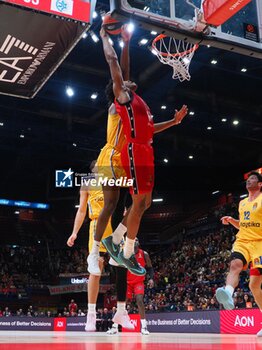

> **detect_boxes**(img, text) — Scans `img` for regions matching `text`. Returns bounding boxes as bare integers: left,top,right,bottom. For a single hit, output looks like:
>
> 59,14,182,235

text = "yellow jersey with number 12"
237,193,262,241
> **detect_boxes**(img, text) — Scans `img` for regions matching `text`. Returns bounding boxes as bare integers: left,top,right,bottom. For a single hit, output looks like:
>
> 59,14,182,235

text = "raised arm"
67,190,88,247
120,24,132,81
100,27,129,104
154,105,188,134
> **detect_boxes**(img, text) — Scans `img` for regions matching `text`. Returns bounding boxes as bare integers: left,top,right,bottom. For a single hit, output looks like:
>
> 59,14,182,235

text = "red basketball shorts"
121,142,154,195
126,281,145,299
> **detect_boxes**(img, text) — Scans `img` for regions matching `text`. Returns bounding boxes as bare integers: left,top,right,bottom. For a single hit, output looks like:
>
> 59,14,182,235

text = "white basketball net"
152,35,199,82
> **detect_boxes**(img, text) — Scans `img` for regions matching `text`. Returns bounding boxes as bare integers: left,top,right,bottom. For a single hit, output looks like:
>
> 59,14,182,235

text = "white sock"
123,237,135,258
112,223,127,245
225,285,234,296
117,302,126,312
112,323,118,329
90,240,100,255
141,319,147,328
88,303,96,313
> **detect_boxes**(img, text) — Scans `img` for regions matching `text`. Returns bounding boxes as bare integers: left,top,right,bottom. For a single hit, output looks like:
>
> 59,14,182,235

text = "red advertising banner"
54,317,67,331
221,309,262,334
1,0,95,23
203,0,252,26
122,314,141,332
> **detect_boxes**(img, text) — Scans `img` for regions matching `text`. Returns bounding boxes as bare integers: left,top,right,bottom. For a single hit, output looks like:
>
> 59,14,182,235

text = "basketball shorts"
88,219,112,253
232,239,262,269
121,142,154,195
97,143,126,181
126,281,145,299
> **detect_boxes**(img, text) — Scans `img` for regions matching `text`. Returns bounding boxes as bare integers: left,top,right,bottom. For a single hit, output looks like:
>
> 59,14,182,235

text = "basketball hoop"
152,34,199,82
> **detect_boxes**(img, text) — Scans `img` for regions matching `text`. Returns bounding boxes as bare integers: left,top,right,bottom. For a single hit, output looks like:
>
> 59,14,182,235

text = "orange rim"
152,34,199,58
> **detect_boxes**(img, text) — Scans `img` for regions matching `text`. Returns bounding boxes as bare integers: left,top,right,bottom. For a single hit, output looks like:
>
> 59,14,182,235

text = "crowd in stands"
0,200,258,316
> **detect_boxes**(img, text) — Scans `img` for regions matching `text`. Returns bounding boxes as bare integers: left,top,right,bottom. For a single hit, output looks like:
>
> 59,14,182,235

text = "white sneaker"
85,312,96,332
141,327,150,335
107,326,118,334
112,310,135,330
215,287,234,310
87,254,101,276
257,329,262,337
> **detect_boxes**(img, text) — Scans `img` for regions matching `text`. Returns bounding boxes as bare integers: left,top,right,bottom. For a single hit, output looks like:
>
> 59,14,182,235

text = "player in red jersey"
107,238,154,335
100,26,188,275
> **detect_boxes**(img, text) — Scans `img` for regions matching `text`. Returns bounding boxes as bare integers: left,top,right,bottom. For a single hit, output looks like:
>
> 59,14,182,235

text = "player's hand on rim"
173,105,188,125
100,26,108,38
121,24,132,43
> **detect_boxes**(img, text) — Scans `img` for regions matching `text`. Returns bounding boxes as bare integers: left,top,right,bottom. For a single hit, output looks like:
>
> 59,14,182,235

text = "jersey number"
244,211,250,220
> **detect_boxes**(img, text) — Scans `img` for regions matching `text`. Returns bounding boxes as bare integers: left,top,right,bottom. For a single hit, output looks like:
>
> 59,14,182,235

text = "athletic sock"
88,303,96,313
141,319,147,328
117,302,126,312
123,237,135,259
112,223,127,245
90,240,100,255
225,285,234,296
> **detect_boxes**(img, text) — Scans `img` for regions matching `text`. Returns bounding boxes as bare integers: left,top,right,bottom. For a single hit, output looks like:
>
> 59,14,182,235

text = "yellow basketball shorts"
88,218,112,253
232,239,262,268
97,144,126,180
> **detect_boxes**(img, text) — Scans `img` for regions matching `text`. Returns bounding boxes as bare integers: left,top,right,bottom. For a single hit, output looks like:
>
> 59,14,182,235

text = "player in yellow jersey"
66,161,112,331
216,171,262,316
87,25,132,278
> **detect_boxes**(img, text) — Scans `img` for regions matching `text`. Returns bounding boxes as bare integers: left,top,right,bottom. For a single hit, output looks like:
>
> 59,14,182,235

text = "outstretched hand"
173,105,188,125
121,24,132,43
221,216,232,225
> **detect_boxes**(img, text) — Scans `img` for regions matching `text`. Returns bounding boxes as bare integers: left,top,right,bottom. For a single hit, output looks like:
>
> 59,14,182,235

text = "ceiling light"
20,134,25,138
127,22,135,33
161,105,167,110
163,158,168,163
82,32,88,39
92,11,98,19
188,155,194,159
221,118,227,122
91,93,98,100
240,194,248,198
119,40,124,48
207,126,212,130
143,6,150,11
14,211,19,214
153,198,163,202
233,120,239,125
75,205,80,208
91,32,99,43
72,143,77,147
212,190,220,195
211,59,217,64
151,31,157,35
66,86,74,97
241,68,247,72
207,45,211,48
189,111,195,116
139,38,148,45
0,122,3,126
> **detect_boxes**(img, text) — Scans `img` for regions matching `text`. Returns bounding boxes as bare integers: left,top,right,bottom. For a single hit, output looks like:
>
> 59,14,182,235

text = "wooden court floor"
0,331,262,350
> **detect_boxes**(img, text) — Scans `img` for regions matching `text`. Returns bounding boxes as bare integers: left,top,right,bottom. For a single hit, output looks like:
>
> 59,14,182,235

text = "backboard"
110,0,262,58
